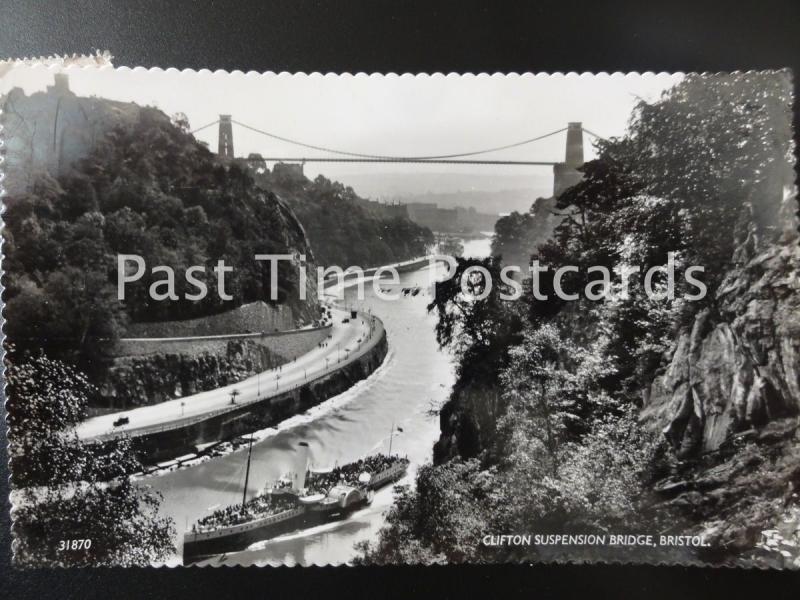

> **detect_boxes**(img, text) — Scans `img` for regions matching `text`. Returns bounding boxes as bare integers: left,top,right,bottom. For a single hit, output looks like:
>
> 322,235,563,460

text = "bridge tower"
553,122,585,197
565,121,584,169
218,115,234,158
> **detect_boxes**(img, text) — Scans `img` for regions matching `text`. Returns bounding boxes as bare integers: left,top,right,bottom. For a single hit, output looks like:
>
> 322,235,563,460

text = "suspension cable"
231,119,569,160
190,120,221,135
192,118,602,160
580,127,608,141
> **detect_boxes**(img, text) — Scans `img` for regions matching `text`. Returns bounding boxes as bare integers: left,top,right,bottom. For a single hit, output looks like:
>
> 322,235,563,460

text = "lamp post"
180,401,185,417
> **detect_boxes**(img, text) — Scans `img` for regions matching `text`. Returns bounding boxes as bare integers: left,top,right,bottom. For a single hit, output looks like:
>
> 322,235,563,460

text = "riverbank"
137,327,387,463
131,347,398,479
78,309,388,463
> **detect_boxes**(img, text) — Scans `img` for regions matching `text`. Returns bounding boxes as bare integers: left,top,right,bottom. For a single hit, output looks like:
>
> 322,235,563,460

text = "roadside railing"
118,323,332,344
87,314,385,443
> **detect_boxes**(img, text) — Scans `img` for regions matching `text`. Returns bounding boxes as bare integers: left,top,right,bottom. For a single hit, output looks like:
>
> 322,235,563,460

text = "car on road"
113,416,130,427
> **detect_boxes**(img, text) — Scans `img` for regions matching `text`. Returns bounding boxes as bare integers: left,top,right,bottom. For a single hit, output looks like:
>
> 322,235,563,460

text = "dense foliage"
7,353,175,566
3,107,314,367
491,199,559,269
359,73,794,563
249,166,434,268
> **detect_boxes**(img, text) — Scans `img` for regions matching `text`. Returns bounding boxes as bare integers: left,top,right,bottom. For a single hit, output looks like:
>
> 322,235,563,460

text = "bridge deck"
247,157,558,165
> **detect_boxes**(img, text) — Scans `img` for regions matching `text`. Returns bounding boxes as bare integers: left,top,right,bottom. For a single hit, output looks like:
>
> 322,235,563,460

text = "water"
146,236,491,566
462,233,493,259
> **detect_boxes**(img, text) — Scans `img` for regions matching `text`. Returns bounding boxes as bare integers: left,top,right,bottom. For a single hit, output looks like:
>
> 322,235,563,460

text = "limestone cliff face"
95,339,284,411
643,240,800,457
2,76,143,196
125,301,296,338
434,384,504,464
639,214,800,560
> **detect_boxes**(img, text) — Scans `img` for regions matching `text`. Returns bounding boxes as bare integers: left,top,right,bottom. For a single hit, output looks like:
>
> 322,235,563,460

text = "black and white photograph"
2,61,797,571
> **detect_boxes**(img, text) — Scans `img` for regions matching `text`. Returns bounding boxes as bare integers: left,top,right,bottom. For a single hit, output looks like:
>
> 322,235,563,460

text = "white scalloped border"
1,58,794,78
1,58,797,569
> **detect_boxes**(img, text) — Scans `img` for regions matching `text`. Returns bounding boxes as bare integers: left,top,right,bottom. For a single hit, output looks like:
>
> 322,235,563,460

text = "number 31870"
58,539,92,551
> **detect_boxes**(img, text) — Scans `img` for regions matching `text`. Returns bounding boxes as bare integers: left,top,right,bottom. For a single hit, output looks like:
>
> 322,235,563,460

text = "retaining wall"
115,326,331,359
127,327,388,462
99,327,331,409
124,301,295,339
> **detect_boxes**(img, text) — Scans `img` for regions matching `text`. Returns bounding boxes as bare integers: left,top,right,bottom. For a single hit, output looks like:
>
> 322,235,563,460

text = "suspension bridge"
191,116,604,195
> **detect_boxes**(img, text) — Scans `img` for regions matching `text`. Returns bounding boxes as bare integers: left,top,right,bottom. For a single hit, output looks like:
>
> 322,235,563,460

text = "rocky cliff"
643,241,800,456
640,206,800,563
125,301,296,338
2,74,142,196
94,339,283,411
96,324,331,410
433,383,503,464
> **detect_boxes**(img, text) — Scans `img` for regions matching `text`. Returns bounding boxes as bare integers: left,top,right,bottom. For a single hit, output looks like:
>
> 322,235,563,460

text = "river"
147,233,492,566
462,233,492,259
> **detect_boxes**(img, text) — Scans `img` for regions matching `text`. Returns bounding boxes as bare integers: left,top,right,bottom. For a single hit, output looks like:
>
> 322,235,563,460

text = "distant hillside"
390,188,543,215
333,171,553,203
246,163,434,269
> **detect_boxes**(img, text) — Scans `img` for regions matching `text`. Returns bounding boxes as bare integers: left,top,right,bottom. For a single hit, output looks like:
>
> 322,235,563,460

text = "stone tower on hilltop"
2,73,141,195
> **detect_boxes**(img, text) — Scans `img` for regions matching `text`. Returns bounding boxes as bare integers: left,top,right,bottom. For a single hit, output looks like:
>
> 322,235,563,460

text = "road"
76,307,381,441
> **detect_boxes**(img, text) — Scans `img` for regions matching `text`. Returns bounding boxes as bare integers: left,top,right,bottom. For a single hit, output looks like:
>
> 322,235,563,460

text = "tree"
427,256,522,370
357,461,500,564
499,323,616,473
6,353,175,566
551,73,793,295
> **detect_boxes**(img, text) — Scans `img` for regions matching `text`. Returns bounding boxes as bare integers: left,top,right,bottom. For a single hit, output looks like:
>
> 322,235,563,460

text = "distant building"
273,161,305,181
355,198,410,219
552,121,585,197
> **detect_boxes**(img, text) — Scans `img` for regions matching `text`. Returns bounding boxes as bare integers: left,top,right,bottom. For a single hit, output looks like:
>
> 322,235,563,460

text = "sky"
1,66,682,198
